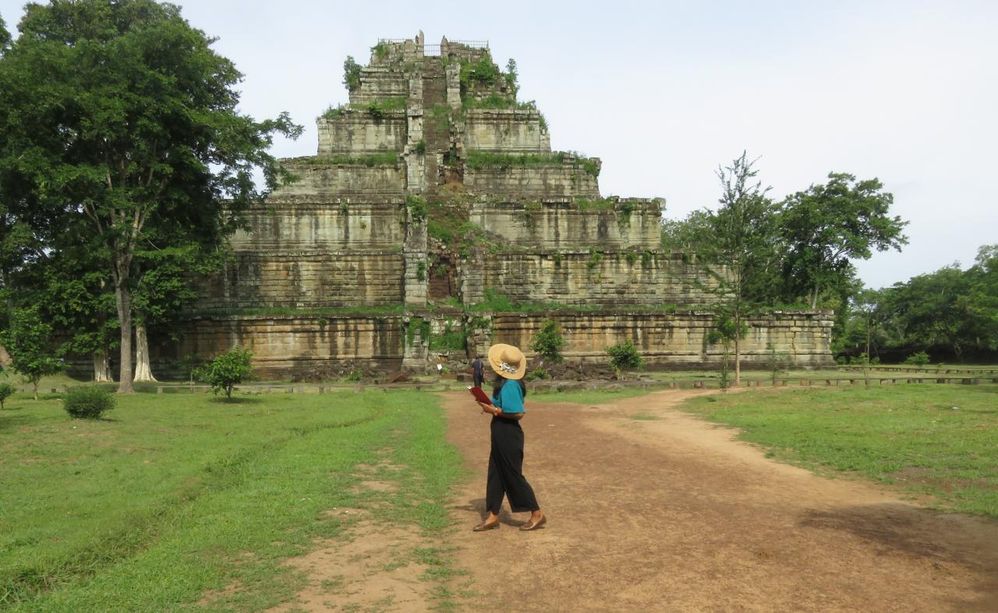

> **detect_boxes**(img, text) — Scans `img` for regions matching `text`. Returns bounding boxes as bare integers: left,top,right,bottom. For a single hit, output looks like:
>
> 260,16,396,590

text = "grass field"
676,384,998,517
0,389,463,611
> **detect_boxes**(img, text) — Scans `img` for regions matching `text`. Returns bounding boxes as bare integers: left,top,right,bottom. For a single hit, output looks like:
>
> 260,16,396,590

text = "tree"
195,347,252,400
0,0,301,393
0,13,9,50
132,243,222,382
700,152,781,385
780,173,907,309
1,306,62,399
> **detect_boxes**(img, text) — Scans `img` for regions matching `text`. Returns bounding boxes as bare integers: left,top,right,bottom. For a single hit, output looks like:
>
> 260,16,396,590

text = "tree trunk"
734,308,742,386
93,349,113,383
115,277,134,394
133,322,157,382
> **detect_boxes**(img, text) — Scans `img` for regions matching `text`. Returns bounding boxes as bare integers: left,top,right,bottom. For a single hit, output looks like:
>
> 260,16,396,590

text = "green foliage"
343,55,362,91
428,324,466,351
837,246,998,362
305,152,400,166
414,140,426,155
63,386,116,420
525,367,549,382
0,13,10,50
780,173,907,308
363,97,407,120
194,347,253,400
607,339,643,371
586,248,604,273
1,307,62,399
0,383,14,409
405,317,431,346
459,54,502,90
371,41,390,60
904,351,931,366
415,261,426,282
530,319,565,364
465,151,593,172
405,195,427,222
0,0,302,393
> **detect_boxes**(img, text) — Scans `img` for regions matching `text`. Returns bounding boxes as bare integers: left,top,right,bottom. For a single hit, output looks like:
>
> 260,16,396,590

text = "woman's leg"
490,421,539,513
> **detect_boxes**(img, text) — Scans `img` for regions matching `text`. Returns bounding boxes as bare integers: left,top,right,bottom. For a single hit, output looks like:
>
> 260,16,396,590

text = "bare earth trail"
442,389,998,612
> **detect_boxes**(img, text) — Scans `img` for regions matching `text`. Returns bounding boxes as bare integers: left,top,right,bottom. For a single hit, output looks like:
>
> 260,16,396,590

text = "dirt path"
443,389,998,612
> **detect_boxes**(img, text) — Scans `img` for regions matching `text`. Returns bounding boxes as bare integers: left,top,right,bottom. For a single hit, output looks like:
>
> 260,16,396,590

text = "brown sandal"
473,520,500,532
520,515,547,531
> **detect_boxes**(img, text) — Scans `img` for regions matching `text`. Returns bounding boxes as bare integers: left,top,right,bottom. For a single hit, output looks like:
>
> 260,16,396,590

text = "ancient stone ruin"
153,34,833,379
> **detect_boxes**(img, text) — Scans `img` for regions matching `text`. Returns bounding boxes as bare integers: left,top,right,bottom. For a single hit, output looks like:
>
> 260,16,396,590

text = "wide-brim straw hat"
487,343,527,380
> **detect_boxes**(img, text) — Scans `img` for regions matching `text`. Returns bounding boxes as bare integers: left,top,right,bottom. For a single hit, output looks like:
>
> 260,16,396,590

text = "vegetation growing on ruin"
428,323,467,351
465,151,598,178
405,195,428,222
297,152,401,167
343,55,362,91
320,97,407,122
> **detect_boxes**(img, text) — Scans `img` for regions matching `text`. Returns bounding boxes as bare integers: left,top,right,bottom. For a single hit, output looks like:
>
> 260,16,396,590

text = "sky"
2,0,996,289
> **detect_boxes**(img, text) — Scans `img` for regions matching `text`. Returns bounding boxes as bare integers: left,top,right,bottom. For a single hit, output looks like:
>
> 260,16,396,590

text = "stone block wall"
276,160,406,196
480,311,834,368
153,315,405,380
350,67,409,104
475,252,727,308
230,198,405,252
198,252,404,310
470,198,662,250
317,111,407,154
464,160,601,199
464,109,550,152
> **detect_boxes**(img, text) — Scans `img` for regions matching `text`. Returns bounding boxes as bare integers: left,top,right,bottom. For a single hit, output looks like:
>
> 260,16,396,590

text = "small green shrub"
195,347,253,400
904,351,931,366
525,367,549,382
0,383,14,409
531,319,565,364
64,386,116,419
607,339,642,371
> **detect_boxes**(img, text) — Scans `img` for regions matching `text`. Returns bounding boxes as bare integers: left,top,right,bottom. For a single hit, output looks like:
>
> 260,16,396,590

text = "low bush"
0,383,14,409
607,339,643,371
64,386,116,419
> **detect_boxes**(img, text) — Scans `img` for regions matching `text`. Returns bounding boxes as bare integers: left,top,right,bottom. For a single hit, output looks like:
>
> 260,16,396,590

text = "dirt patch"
442,389,998,611
269,520,431,612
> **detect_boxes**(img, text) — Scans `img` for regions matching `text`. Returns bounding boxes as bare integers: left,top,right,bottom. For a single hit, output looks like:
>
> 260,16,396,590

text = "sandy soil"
443,389,998,612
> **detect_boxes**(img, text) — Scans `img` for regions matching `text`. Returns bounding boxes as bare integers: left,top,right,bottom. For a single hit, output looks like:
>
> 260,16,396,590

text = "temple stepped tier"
150,33,832,379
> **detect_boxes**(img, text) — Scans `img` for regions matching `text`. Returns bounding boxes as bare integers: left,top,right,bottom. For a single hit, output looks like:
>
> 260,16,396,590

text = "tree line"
0,0,299,393
836,246,998,364
665,153,996,369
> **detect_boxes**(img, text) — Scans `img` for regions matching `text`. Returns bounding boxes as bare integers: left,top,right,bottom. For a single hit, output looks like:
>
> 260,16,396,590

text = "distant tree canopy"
836,245,998,363
663,168,907,314
0,0,301,391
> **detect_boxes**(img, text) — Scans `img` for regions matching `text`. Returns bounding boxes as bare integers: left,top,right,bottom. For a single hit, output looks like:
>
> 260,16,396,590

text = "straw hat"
487,343,527,380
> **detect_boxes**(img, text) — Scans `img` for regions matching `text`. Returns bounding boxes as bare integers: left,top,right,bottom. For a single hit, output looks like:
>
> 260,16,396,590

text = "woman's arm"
476,401,524,420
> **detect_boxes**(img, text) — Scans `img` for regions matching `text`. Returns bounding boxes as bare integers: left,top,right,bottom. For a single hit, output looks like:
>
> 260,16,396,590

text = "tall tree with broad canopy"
0,0,301,392
780,173,907,309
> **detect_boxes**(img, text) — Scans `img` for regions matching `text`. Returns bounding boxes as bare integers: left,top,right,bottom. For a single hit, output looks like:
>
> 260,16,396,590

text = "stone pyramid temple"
152,34,833,379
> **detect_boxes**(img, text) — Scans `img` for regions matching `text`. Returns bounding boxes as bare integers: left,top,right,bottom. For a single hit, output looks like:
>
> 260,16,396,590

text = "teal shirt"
492,381,525,414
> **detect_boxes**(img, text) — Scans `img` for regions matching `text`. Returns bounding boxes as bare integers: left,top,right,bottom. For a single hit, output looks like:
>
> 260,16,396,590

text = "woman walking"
473,343,546,532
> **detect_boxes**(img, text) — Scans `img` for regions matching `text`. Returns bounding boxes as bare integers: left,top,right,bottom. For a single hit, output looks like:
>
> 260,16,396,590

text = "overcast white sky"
2,0,996,289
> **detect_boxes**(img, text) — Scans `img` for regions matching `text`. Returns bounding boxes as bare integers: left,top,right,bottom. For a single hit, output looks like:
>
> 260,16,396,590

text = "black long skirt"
486,416,540,514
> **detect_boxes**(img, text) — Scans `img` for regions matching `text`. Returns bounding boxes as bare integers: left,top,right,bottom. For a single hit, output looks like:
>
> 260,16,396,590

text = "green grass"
0,389,463,610
677,385,998,517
